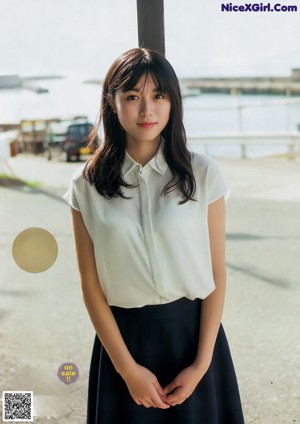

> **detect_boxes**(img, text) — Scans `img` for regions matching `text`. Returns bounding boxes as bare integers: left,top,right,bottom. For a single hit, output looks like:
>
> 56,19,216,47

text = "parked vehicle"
63,121,95,162
44,118,97,162
44,121,73,160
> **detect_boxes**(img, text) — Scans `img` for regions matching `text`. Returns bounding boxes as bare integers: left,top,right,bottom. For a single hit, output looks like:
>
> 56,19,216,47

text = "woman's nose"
139,99,152,117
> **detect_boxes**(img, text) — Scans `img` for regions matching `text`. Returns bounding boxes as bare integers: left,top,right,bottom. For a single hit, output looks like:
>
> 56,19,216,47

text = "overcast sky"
0,0,300,78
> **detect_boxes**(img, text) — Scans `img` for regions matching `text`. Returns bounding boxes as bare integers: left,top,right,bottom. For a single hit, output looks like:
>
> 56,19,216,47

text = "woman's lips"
137,122,157,129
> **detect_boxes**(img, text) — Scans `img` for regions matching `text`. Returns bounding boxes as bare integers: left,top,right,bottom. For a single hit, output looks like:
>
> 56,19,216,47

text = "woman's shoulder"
69,163,86,184
189,150,220,172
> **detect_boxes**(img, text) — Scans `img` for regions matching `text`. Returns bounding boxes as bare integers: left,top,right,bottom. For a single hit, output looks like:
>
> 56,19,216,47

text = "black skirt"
87,298,244,424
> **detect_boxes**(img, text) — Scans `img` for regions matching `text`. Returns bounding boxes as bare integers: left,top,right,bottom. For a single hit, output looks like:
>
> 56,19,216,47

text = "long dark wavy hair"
83,48,196,205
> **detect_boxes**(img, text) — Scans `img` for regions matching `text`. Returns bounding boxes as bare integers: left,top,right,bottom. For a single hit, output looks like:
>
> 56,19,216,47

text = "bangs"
118,63,171,95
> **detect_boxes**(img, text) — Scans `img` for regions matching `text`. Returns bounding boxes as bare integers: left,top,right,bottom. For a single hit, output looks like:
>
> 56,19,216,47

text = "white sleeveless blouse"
63,146,228,308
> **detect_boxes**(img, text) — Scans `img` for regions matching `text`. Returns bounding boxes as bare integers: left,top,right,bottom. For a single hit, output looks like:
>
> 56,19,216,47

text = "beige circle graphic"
12,227,58,273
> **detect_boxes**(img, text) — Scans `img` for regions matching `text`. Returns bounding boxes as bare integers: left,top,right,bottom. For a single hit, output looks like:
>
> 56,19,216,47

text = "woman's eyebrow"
122,87,161,93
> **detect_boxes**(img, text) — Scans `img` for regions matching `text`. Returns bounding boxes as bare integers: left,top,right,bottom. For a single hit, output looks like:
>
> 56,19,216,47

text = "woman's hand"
122,363,170,409
162,363,208,407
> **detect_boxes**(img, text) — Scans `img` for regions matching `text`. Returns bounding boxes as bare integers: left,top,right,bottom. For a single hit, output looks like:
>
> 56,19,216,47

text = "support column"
136,0,165,56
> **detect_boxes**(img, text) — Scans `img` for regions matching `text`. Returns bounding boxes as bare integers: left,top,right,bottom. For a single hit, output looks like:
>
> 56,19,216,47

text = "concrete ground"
0,153,299,423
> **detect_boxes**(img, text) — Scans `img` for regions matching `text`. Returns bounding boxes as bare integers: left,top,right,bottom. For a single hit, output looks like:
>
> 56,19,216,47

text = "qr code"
2,391,33,422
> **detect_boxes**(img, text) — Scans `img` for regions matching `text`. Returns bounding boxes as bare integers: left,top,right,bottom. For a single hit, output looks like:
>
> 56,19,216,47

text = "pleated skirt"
87,297,244,423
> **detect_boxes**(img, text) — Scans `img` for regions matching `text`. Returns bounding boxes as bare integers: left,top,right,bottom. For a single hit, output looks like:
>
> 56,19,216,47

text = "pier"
0,75,64,93
181,68,300,96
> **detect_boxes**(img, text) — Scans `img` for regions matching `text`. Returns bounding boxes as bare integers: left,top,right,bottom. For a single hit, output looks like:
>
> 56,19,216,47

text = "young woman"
64,48,244,423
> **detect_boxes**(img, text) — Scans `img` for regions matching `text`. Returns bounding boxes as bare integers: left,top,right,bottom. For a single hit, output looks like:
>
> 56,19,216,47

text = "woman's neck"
125,137,161,166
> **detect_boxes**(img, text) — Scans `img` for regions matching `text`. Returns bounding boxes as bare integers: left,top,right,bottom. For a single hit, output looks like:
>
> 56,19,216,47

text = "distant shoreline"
180,68,300,95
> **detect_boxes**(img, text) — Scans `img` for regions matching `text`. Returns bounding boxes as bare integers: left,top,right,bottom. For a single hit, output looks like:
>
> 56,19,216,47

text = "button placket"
137,169,164,297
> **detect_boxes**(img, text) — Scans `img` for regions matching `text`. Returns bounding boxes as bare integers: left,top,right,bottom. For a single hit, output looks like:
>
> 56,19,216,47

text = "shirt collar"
122,140,168,178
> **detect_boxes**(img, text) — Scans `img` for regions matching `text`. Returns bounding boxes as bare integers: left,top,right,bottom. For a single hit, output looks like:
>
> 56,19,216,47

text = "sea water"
1,77,300,158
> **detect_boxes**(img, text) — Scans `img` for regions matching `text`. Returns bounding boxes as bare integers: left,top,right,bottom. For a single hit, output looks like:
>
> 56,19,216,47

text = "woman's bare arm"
70,208,170,409
194,195,226,369
163,196,226,406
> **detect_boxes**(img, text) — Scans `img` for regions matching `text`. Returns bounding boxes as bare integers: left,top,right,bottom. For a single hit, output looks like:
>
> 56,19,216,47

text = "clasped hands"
124,363,207,409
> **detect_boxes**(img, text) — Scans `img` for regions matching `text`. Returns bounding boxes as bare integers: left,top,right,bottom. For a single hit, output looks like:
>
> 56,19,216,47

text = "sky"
0,0,300,79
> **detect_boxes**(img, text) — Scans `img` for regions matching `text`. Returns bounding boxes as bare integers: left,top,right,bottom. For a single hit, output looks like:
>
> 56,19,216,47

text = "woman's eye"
126,95,138,101
155,93,165,99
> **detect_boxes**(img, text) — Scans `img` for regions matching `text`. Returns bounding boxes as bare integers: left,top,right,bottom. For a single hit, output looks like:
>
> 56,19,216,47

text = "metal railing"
187,132,300,159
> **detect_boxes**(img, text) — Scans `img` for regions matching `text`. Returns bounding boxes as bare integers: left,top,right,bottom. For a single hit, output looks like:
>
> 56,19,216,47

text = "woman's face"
113,74,171,147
